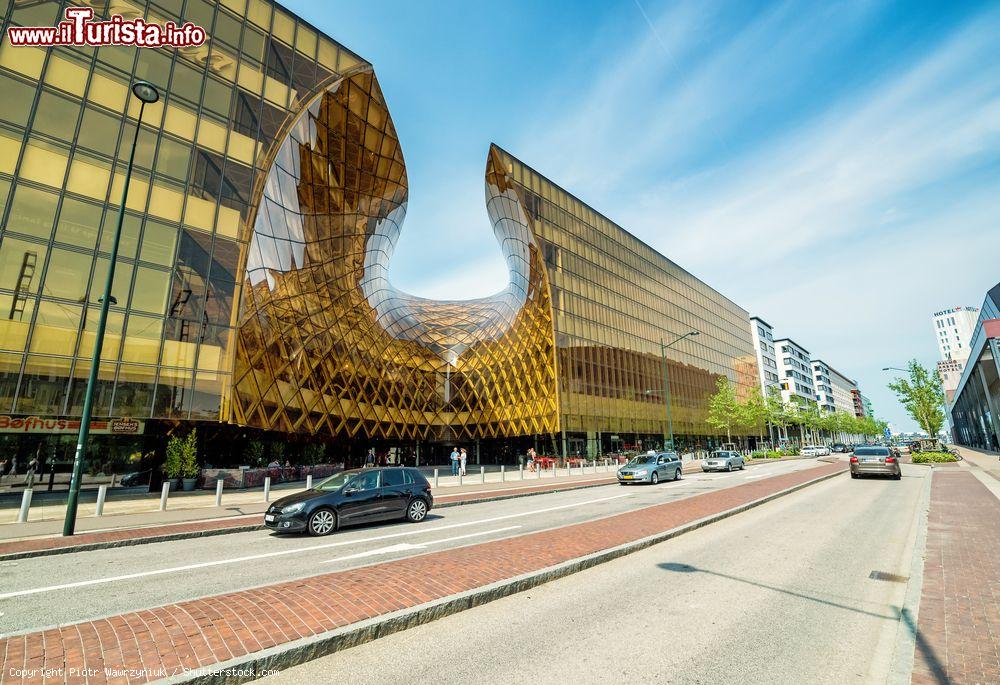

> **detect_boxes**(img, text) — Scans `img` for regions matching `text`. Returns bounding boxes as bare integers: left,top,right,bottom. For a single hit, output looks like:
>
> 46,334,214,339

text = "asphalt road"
0,459,825,636
258,463,929,685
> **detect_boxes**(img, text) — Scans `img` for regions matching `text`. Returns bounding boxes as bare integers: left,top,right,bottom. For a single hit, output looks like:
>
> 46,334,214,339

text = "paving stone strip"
0,462,843,685
911,470,1000,685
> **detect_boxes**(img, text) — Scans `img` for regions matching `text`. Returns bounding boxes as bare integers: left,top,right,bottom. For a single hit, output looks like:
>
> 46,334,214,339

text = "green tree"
887,360,946,436
740,388,768,447
164,429,198,479
707,376,739,442
765,386,789,444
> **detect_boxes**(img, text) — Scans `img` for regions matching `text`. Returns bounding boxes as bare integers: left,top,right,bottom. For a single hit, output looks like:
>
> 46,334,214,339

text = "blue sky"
283,0,1000,433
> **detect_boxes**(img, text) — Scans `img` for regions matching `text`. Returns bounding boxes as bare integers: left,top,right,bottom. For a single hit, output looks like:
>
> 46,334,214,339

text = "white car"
702,450,745,472
800,445,830,457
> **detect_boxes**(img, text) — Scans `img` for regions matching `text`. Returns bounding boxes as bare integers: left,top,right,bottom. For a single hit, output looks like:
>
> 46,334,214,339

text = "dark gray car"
618,452,683,485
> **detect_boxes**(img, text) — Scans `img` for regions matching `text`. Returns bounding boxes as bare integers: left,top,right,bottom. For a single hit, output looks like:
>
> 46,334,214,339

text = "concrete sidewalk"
0,462,844,685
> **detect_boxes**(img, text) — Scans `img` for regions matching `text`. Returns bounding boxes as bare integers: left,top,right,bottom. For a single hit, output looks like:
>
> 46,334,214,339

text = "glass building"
949,283,1000,451
0,0,759,469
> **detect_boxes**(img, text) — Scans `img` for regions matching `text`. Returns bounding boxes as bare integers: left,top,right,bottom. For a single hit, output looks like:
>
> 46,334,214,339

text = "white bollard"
537,464,542,479
459,471,463,486
95,484,108,517
480,466,485,484
306,474,313,489
215,479,224,506
501,465,506,483
159,481,170,511
263,476,271,502
17,489,32,523
434,468,439,488
519,464,524,481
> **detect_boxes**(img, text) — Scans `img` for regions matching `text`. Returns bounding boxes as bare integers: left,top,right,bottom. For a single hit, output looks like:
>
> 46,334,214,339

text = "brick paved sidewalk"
0,474,618,560
0,462,843,685
911,470,1000,685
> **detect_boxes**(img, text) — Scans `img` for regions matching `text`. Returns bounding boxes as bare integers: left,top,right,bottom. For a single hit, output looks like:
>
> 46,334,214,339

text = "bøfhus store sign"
0,416,144,435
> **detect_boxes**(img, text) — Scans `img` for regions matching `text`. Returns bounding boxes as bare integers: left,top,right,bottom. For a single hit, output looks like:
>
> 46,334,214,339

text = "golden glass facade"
231,75,559,441
488,147,759,453
0,0,364,425
0,0,757,456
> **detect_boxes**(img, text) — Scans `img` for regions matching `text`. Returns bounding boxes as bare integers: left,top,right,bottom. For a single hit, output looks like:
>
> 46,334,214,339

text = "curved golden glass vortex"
232,71,559,441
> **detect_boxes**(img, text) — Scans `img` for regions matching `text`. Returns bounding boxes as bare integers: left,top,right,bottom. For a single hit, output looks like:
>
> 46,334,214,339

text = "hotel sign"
0,416,145,435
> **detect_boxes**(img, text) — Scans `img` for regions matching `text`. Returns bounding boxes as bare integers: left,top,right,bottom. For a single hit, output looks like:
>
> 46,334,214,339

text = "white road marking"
434,476,614,498
0,494,630,600
327,526,522,563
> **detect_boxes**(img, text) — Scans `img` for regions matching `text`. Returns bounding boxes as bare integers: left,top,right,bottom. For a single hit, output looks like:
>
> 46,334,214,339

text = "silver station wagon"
702,450,745,472
618,452,683,485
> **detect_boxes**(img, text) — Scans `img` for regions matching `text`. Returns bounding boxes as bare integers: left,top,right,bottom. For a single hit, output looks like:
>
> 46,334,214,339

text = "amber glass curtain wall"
0,0,758,453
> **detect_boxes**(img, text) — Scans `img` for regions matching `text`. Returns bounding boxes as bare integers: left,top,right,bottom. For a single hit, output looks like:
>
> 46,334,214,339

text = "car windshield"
711,453,729,458
314,471,356,491
855,447,889,456
627,456,657,466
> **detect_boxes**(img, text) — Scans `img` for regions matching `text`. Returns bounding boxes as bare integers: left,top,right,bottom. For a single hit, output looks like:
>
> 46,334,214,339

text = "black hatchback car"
264,467,433,536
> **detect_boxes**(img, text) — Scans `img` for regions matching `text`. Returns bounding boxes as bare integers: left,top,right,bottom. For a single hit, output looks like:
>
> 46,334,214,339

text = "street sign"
883,427,892,440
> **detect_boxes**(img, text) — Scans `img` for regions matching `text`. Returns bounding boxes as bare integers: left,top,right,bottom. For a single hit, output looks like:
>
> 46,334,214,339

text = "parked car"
831,443,848,453
119,470,151,487
618,452,682,485
702,450,745,472
264,467,433,536
800,445,830,457
850,446,901,480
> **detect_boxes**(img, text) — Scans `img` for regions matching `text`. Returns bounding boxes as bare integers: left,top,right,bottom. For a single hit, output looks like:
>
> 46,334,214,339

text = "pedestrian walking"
526,447,536,472
7,456,17,481
460,448,468,476
365,448,376,468
450,447,460,476
24,454,39,487
0,458,6,484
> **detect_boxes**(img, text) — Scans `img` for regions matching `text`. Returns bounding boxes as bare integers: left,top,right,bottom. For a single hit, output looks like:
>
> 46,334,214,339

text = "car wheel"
674,468,682,481
726,463,733,472
740,462,745,470
851,473,859,479
406,498,428,522
893,472,902,481
651,472,659,485
307,508,337,536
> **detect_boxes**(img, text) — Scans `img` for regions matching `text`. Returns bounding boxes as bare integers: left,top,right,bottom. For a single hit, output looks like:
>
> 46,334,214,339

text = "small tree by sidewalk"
707,376,739,443
887,360,946,437
164,430,199,481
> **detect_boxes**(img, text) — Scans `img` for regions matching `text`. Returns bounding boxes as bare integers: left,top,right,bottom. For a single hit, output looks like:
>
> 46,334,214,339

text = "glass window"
153,371,193,418
155,137,191,180
78,107,122,157
112,364,157,417
170,61,205,105
30,300,82,357
76,306,125,361
189,372,225,419
350,470,380,491
55,198,103,250
99,212,142,260
135,49,173,89
203,77,232,117
139,219,178,266
121,315,163,364
97,46,137,74
119,123,157,170
15,355,71,415
0,237,47,293
92,257,134,309
0,353,22,412
0,73,35,128
382,469,405,487
6,185,59,239
31,91,81,141
66,359,115,416
42,248,93,301
131,267,171,314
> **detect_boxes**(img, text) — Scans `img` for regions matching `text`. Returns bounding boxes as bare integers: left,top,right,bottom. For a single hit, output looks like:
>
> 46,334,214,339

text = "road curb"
0,476,618,562
155,466,846,685
887,466,933,685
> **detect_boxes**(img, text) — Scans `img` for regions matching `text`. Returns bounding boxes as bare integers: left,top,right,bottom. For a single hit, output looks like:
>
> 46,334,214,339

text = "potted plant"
165,430,199,491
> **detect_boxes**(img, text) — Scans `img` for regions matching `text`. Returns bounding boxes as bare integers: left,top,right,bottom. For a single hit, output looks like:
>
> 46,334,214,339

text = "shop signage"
0,415,145,435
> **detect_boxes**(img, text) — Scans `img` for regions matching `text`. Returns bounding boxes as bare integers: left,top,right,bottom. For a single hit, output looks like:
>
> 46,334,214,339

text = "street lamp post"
661,330,699,451
63,81,159,537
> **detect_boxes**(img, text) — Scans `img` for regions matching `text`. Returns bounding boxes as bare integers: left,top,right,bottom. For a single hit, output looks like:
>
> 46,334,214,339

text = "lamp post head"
131,80,160,104
688,331,700,337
